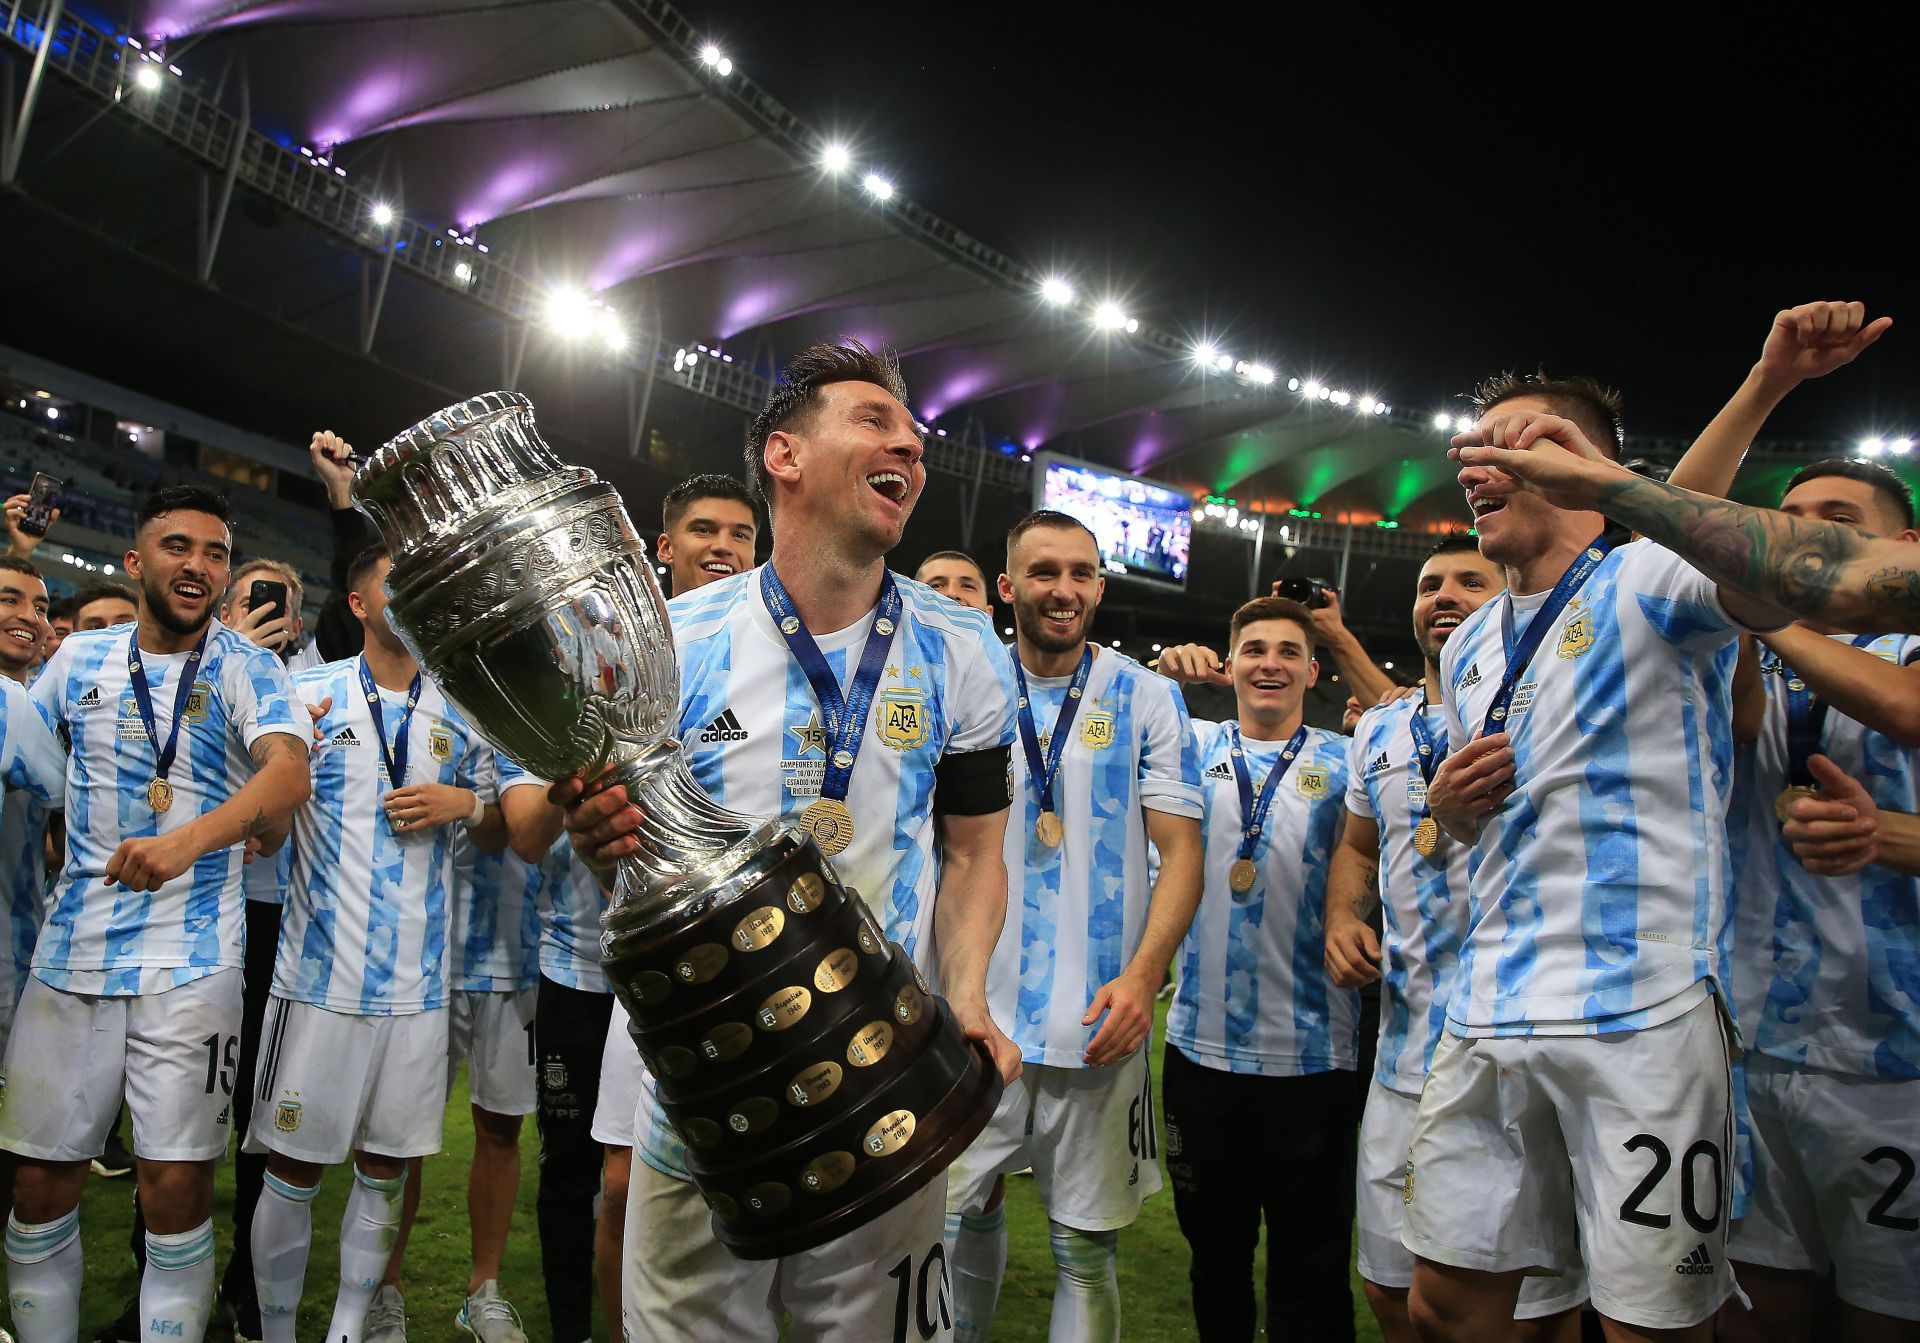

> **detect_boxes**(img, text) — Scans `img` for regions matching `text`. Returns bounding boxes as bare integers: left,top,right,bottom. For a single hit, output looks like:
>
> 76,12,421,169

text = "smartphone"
249,579,289,625
21,472,60,538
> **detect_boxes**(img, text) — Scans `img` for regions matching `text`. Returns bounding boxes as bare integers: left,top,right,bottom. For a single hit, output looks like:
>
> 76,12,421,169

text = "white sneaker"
364,1285,408,1343
455,1280,527,1343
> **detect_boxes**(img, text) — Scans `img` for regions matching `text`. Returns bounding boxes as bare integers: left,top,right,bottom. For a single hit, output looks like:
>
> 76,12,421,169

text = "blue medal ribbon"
1228,722,1309,863
359,655,423,789
1780,634,1880,786
1483,534,1614,738
760,566,902,804
1406,686,1445,825
1013,646,1095,815
126,628,209,795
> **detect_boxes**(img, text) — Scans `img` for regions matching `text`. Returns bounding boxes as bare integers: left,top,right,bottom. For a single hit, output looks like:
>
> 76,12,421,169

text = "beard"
1012,596,1088,656
140,573,211,637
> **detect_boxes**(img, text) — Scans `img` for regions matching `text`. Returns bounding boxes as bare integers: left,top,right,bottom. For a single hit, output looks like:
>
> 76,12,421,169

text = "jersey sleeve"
1622,539,1772,650
1342,718,1371,817
226,640,308,753
494,750,550,795
944,623,1017,756
1,675,67,806
1138,673,1204,818
456,723,499,803
27,636,72,732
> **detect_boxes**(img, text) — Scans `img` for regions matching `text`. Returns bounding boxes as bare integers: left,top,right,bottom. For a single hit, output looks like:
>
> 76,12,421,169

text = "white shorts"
0,969,241,1163
1404,995,1741,1331
946,1050,1162,1232
247,997,451,1165
448,988,536,1117
623,1155,952,1341
1730,1055,1920,1321
1356,1078,1587,1317
591,995,643,1147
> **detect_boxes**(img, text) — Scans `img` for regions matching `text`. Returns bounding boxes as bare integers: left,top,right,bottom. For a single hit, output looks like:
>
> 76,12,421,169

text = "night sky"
675,5,1913,444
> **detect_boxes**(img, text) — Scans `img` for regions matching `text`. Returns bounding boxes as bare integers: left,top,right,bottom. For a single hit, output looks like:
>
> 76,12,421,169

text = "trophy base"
606,832,1005,1261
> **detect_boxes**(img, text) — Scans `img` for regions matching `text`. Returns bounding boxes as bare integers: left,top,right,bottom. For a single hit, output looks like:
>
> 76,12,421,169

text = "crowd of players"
0,298,1914,1343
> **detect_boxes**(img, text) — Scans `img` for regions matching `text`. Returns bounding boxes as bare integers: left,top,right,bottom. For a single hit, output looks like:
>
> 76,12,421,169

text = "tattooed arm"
1324,810,1384,988
102,731,311,892
1452,415,1920,635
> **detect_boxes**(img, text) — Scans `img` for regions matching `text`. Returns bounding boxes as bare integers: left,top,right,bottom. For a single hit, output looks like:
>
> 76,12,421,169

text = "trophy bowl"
353,391,1001,1258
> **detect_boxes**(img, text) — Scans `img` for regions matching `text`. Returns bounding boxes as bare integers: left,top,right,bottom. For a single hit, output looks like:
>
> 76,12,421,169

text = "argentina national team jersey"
1166,720,1355,1075
450,825,542,994
994,646,1202,1068
276,658,498,1014
1731,633,1920,1079
2,676,66,1011
1340,694,1466,1092
1439,540,1749,1037
631,568,1015,1180
495,753,612,994
30,621,303,994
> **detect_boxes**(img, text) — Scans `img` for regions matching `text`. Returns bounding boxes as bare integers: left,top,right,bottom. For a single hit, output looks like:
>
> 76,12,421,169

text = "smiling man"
0,559,50,684
915,550,994,613
4,485,310,1343
655,473,759,593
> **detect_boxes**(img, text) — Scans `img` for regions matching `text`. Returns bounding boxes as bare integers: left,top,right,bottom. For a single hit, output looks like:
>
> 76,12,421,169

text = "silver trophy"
353,392,1001,1258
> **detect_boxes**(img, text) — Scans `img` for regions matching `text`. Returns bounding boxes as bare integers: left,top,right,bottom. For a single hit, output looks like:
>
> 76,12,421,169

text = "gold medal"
1774,785,1817,825
147,778,174,814
1034,810,1064,848
799,797,855,856
1412,817,1440,858
1228,858,1258,894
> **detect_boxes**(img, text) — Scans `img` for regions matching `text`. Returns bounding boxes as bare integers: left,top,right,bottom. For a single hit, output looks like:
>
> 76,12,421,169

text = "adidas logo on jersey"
1674,1243,1715,1276
1364,750,1390,776
76,686,102,708
699,709,749,744
329,726,361,747
1459,663,1481,688
1203,761,1234,780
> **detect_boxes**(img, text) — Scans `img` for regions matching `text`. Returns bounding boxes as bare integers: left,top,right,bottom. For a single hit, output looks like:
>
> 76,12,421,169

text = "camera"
1273,575,1333,610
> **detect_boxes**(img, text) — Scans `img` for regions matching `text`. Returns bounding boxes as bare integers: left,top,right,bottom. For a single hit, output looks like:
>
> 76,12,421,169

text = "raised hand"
310,429,357,510
1451,412,1630,515
1153,643,1230,685
1754,301,1891,392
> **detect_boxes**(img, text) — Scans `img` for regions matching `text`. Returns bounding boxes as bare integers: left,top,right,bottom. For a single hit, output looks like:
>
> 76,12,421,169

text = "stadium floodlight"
1860,437,1887,457
1286,377,1301,392
1433,412,1453,430
821,142,852,174
1193,342,1217,366
544,286,594,335
1455,413,1475,432
1124,318,1139,333
1893,438,1914,455
1039,276,1075,306
1247,364,1275,385
699,43,724,66
1359,396,1377,414
1278,524,1290,540
134,64,162,91
862,173,894,200
601,315,629,353
1373,402,1389,415
453,262,473,282
370,202,394,227
1383,661,1394,671
717,57,733,76
1331,390,1351,406
1318,386,1333,401
1216,353,1234,372
1302,380,1322,399
1093,301,1129,330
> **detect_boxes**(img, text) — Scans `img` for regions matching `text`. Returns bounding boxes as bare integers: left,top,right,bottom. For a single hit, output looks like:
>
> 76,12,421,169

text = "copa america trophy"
350,391,1001,1259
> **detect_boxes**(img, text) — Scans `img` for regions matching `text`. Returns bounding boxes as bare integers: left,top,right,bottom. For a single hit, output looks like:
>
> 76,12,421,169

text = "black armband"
933,744,1013,817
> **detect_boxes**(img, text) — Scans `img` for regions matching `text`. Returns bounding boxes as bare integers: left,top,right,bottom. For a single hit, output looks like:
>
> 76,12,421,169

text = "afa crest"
274,1100,302,1132
1295,766,1330,799
1556,607,1594,659
428,724,453,764
183,679,214,723
1079,711,1116,750
875,688,929,750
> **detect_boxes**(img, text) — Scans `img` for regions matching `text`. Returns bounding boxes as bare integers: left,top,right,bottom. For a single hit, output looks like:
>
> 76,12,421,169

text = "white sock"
945,1205,1007,1343
5,1210,83,1343
252,1172,319,1343
326,1167,405,1343
143,1221,217,1343
1046,1221,1119,1343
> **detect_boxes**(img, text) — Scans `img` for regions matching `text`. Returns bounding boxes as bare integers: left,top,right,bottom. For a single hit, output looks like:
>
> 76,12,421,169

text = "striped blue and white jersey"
1438,540,1748,1037
993,646,1202,1069
1729,633,1920,1079
1339,694,1467,1093
633,568,1017,1180
496,752,611,994
1166,719,1355,1075
30,622,303,994
275,658,497,1015
3,676,66,1011
449,752,543,994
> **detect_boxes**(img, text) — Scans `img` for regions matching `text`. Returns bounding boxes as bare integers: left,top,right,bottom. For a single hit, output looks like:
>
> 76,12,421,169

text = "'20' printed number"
1618,1134,1723,1232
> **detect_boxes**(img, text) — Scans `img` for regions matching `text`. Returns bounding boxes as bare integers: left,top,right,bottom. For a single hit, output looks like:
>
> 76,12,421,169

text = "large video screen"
1033,454,1190,588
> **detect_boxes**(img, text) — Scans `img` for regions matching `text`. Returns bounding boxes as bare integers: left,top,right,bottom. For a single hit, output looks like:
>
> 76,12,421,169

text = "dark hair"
1782,457,1915,530
345,543,391,596
1471,369,1624,457
743,341,912,509
915,549,987,582
46,594,75,623
662,473,758,534
1426,532,1484,560
1621,457,1671,485
136,484,230,533
73,579,138,612
1229,595,1317,656
0,556,44,583
1005,510,1097,564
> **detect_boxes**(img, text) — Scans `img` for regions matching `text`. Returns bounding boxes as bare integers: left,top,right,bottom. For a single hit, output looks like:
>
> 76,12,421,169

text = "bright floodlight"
1039,277,1074,306
1433,412,1453,430
716,57,733,77
1373,402,1389,415
1893,438,1914,455
1193,342,1217,365
134,64,162,91
1455,413,1475,432
1331,390,1351,406
1359,396,1377,414
1124,318,1139,334
699,43,724,66
370,202,394,227
453,262,473,282
1860,437,1887,457
862,173,894,200
545,287,594,335
1286,377,1301,392
1318,386,1333,401
1093,301,1129,330
1302,381,1323,399
821,142,852,174
1248,364,1275,385
1216,353,1234,371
